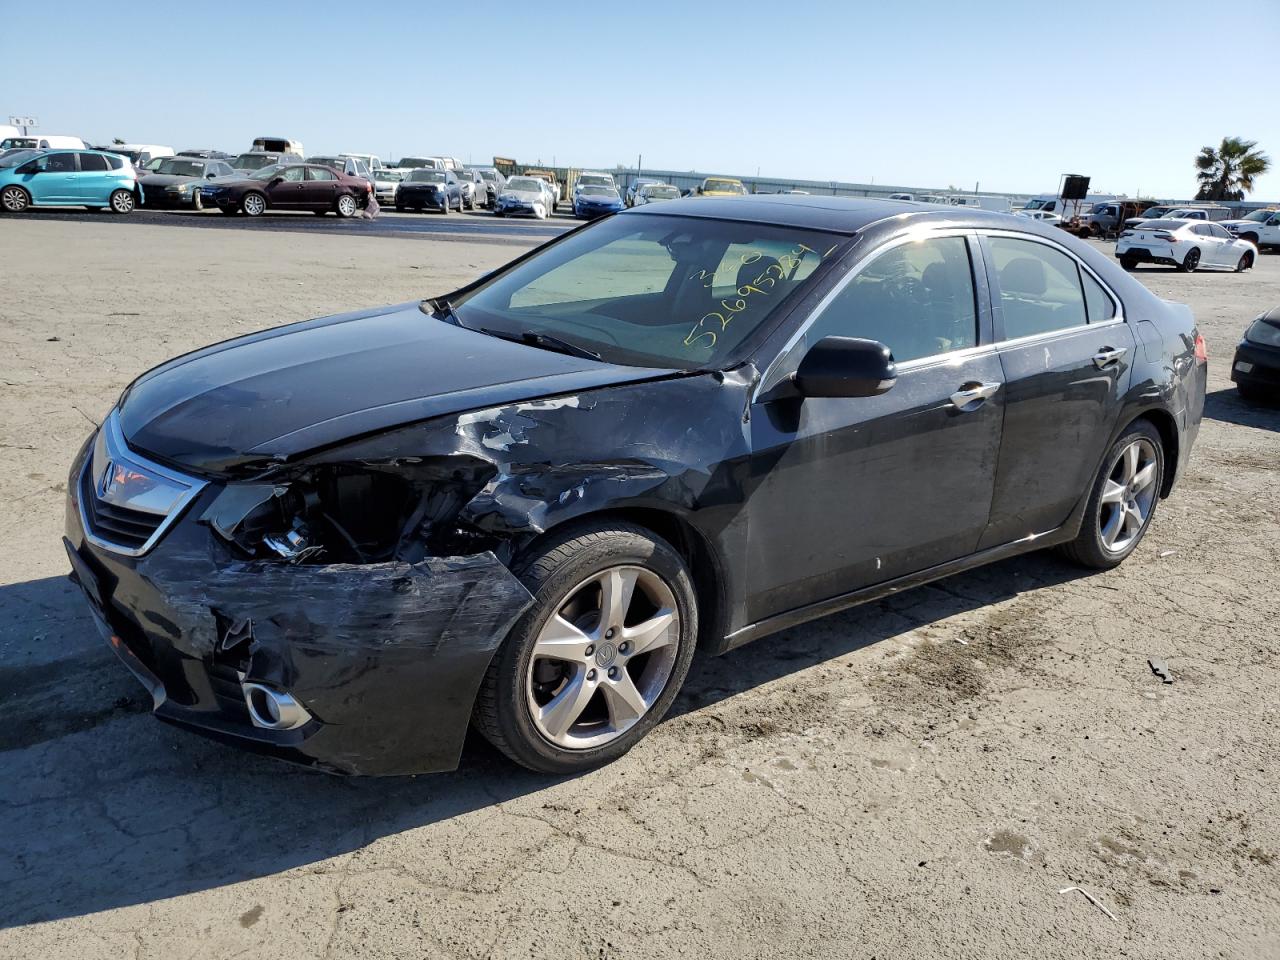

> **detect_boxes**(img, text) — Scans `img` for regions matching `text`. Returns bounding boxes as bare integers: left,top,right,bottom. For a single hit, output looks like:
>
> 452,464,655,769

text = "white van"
0,134,89,150
110,144,175,168
397,155,463,171
252,137,305,156
948,194,1012,213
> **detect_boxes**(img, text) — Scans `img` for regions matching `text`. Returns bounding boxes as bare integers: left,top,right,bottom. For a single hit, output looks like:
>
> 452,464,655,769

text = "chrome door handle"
1093,346,1128,368
950,381,1000,409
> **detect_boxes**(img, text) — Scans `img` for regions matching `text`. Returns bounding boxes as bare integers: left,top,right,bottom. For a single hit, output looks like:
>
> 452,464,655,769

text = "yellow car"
696,176,747,197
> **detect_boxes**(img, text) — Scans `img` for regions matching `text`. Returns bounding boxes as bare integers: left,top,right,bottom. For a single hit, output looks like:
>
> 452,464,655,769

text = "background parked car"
573,184,624,219
1232,305,1280,403
1161,206,1232,222
307,155,372,181
625,176,662,206
140,156,237,209
573,172,616,203
372,167,405,205
474,167,506,207
0,149,138,214
340,152,384,173
455,169,488,209
695,176,747,197
177,148,233,160
524,170,561,210
396,169,462,214
251,137,304,155
106,144,174,168
494,176,550,218
631,182,681,206
202,163,370,218
230,151,303,174
1116,219,1257,273
1222,209,1280,249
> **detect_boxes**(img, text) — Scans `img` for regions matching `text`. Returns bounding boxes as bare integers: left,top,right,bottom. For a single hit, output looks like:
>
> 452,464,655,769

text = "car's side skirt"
721,525,1073,652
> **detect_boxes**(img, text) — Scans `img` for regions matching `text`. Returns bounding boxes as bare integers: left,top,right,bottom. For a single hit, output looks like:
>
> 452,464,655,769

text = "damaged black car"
64,196,1207,775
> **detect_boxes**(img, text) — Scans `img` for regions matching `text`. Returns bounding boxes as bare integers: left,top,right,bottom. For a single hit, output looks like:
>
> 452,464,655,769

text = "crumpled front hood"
118,301,675,475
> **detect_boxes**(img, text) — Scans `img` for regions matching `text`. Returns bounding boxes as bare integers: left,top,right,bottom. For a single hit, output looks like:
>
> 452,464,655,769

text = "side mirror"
17,164,38,175
269,177,283,187
207,172,217,179
793,337,897,399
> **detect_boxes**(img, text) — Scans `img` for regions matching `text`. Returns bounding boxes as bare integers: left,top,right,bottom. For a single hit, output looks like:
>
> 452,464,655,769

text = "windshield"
408,170,446,183
704,179,745,193
234,153,279,170
308,157,342,167
644,186,680,199
378,169,405,182
399,158,434,168
248,164,286,181
478,170,498,181
2,137,39,149
0,149,39,168
451,214,842,370
1243,210,1273,222
506,178,542,192
152,159,207,176
580,185,617,197
579,175,613,188
1022,199,1049,210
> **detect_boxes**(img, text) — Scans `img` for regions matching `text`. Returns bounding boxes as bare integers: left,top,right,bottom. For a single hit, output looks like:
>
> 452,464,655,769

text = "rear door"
1205,223,1237,266
75,151,113,203
745,231,1005,621
977,232,1135,548
303,164,340,209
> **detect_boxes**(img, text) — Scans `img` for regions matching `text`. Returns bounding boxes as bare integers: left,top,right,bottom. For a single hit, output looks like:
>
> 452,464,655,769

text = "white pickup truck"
1222,209,1280,251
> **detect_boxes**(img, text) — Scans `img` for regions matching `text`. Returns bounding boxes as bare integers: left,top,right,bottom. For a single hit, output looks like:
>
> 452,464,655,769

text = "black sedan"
140,156,237,209
395,169,463,213
1231,305,1280,402
201,163,371,217
64,197,1206,777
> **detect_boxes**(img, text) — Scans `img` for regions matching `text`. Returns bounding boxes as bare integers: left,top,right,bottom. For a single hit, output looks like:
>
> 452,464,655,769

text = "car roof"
624,194,1035,235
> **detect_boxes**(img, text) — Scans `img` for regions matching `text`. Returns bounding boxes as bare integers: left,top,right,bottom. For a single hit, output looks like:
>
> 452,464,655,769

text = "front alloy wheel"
474,521,698,773
1,185,30,213
242,192,266,217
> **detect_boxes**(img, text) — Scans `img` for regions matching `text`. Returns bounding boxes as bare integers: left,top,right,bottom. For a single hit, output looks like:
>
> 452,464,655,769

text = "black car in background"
202,163,371,217
64,197,1206,778
396,168,462,213
140,156,236,209
1232,305,1280,403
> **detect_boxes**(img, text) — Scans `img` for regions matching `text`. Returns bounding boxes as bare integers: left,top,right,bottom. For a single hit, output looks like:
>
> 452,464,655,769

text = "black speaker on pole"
1062,175,1091,200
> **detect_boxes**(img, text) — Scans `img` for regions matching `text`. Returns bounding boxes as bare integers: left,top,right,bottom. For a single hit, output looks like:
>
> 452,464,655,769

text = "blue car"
0,148,139,214
573,185,625,220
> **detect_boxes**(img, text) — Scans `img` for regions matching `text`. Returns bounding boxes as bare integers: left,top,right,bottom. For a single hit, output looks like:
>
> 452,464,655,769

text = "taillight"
1120,230,1133,238
1153,232,1176,242
1194,332,1208,363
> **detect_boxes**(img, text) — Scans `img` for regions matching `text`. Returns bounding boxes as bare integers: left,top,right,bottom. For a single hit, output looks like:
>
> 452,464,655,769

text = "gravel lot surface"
1,218,1277,959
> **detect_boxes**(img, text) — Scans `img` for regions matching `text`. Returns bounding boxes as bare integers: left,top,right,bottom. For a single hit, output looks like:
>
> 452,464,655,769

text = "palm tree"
1194,137,1270,201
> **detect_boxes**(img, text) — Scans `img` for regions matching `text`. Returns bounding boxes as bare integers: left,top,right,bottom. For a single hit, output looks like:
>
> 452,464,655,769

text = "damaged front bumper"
64,436,534,776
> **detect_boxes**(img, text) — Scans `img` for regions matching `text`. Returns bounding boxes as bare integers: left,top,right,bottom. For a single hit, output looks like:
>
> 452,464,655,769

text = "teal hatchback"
0,148,139,214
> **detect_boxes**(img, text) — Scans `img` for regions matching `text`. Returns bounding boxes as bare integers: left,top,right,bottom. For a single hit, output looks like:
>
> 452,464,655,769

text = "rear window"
1136,220,1185,230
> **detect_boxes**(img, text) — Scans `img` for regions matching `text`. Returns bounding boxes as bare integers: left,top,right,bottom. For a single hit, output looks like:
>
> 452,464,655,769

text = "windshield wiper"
477,327,602,361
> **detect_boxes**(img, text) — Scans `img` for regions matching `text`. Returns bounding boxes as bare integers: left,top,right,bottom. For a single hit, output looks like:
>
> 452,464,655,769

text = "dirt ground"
1,218,1277,960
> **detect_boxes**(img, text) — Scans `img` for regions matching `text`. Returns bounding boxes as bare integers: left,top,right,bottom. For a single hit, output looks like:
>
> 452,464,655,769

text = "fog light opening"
242,681,311,731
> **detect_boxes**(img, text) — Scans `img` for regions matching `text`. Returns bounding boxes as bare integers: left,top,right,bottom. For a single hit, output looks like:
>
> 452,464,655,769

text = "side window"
104,154,124,170
78,152,109,172
807,236,977,363
1192,224,1210,236
988,236,1087,339
307,166,337,181
281,166,306,182
1208,224,1231,239
1082,271,1116,323
46,152,77,172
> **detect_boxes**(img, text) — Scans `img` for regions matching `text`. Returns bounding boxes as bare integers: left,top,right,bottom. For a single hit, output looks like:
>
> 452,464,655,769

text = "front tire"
109,189,135,214
1,185,31,213
1236,251,1254,272
474,521,698,774
1058,420,1164,570
241,191,266,217
1179,247,1200,272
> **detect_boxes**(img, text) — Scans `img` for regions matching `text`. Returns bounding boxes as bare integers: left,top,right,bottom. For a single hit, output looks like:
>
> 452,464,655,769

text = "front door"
745,232,1004,623
977,233,1136,548
30,151,80,203
267,165,307,208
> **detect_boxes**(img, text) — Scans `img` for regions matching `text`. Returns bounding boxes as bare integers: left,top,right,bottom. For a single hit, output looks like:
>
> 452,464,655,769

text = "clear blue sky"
3,0,1276,199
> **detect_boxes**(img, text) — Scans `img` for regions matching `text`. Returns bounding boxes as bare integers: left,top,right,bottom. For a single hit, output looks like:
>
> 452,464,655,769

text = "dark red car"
202,163,371,217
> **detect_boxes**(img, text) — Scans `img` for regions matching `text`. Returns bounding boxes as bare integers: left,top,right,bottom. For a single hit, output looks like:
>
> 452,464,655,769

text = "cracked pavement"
1,220,1277,959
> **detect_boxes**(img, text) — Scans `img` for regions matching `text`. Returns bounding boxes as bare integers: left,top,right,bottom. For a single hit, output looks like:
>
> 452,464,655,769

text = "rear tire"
335,194,357,218
1058,419,1164,570
1120,256,1138,272
473,521,698,774
1179,247,1200,272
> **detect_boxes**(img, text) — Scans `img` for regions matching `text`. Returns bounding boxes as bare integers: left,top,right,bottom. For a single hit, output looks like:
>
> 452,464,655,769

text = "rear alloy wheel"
242,192,267,217
474,521,698,773
1059,420,1163,569
109,189,135,214
336,194,357,218
1179,247,1200,272
1236,251,1254,272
